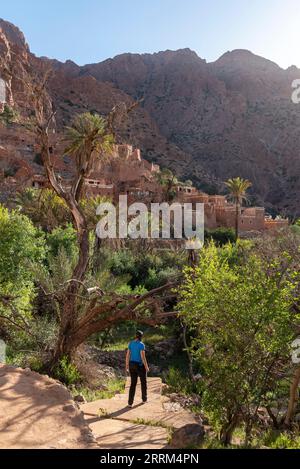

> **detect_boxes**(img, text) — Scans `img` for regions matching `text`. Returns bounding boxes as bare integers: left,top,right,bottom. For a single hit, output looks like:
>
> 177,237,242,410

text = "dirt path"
81,377,203,449
0,365,203,449
0,365,96,449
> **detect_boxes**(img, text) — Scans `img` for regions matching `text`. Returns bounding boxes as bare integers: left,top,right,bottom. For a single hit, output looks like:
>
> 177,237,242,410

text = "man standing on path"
126,330,150,408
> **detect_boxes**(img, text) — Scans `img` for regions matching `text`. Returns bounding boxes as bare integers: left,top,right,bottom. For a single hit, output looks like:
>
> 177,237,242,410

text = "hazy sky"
1,0,299,68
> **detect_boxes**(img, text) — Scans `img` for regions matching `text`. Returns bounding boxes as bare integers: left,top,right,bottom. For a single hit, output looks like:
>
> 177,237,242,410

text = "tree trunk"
188,249,198,268
284,366,300,426
48,317,116,370
45,308,81,372
220,412,239,446
266,406,279,429
235,202,240,240
44,330,76,372
46,281,175,371
182,323,195,381
244,418,253,447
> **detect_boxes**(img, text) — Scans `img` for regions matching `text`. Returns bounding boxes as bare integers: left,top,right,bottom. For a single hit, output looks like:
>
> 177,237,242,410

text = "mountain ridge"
1,18,300,215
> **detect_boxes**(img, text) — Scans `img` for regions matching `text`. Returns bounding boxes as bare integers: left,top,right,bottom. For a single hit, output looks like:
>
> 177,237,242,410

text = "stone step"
81,375,203,449
81,377,163,417
82,398,197,428
90,418,168,449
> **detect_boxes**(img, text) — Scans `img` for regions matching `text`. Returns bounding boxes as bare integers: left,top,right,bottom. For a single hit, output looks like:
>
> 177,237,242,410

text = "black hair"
136,330,144,341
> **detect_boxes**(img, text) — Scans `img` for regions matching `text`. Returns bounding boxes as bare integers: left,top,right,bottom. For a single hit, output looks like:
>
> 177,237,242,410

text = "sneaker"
142,400,147,404
127,404,133,408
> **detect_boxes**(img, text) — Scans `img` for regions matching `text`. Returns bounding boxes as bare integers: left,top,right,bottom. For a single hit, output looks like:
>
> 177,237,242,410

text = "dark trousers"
128,362,147,405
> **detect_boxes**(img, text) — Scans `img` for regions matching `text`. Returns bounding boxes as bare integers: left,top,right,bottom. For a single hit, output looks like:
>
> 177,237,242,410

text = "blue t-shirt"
128,340,145,364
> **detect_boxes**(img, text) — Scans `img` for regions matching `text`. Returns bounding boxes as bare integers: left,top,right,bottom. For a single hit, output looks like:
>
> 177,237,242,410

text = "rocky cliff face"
1,18,300,215
77,48,300,215
0,19,36,201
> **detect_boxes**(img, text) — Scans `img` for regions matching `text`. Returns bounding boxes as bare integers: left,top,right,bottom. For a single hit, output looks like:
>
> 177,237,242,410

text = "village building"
31,174,49,189
83,144,163,204
177,189,270,232
28,143,288,234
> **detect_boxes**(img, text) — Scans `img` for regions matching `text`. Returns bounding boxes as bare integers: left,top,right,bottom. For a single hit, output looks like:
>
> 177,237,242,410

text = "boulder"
163,401,182,413
0,365,97,449
170,423,205,449
149,364,161,376
74,394,87,404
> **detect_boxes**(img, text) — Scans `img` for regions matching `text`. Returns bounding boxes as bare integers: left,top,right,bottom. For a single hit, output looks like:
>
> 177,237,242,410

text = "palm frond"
225,177,252,204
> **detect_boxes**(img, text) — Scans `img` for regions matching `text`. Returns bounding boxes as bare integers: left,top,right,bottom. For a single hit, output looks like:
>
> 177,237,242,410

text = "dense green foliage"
0,104,19,124
0,201,183,371
16,188,70,231
0,205,46,284
16,188,109,232
1,105,300,448
46,224,78,259
178,242,300,445
53,356,82,386
0,205,46,338
109,249,184,290
205,227,236,245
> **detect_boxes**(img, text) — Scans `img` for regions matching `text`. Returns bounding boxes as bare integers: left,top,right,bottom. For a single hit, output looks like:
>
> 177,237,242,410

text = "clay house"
264,216,289,231
31,174,49,189
175,188,287,233
28,142,288,234
83,144,162,203
175,184,197,196
84,175,114,198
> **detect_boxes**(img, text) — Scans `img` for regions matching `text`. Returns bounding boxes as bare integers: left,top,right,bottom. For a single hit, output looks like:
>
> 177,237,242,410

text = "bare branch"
0,296,42,344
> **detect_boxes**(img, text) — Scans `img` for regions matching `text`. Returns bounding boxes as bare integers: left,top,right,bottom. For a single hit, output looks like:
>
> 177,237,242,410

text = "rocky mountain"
76,48,300,215
1,18,300,215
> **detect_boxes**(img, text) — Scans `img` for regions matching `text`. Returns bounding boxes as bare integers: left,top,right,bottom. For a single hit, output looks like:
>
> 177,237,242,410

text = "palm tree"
225,177,252,239
16,188,70,231
64,113,114,201
65,112,113,160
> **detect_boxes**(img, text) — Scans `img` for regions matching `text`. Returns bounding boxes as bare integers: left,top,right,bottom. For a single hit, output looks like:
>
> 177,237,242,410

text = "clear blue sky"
1,0,299,68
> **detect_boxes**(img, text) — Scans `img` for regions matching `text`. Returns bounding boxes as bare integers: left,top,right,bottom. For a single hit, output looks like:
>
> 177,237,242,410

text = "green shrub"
47,224,78,259
178,242,300,445
109,249,182,290
205,227,236,245
5,317,58,368
164,367,190,395
0,105,19,125
74,378,126,402
262,431,300,449
53,356,82,386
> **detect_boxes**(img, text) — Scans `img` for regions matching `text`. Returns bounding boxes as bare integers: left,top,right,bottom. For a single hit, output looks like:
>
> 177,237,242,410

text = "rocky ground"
2,350,297,448
0,356,204,449
81,376,204,449
0,365,97,449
